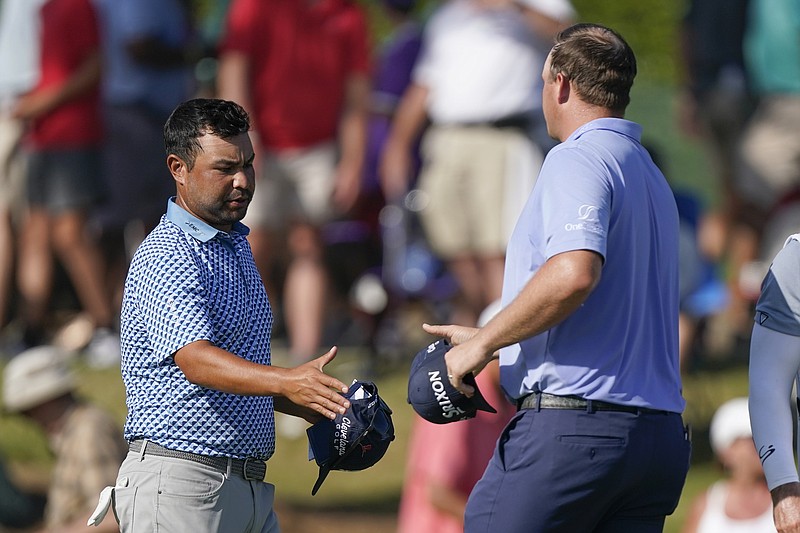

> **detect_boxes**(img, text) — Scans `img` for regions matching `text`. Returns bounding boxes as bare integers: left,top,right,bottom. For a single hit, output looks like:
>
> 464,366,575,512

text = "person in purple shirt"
424,23,691,532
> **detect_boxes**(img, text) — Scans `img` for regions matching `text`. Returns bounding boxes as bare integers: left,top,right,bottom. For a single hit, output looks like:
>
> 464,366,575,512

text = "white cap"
709,397,752,455
2,345,75,412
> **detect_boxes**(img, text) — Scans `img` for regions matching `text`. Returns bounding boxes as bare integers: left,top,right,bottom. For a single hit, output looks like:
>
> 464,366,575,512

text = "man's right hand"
279,347,350,421
773,482,800,532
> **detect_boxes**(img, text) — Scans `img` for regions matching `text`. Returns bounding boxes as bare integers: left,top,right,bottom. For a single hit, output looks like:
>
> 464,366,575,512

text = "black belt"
451,113,532,131
517,392,669,415
129,440,268,482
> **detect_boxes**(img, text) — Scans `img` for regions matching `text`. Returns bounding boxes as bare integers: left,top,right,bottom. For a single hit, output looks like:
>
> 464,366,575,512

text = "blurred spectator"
12,0,119,366
2,345,126,532
93,0,198,314
647,142,729,371
380,0,574,327
681,397,775,533
365,0,424,204
678,0,752,225
217,0,371,364
723,0,800,350
0,0,43,345
397,360,514,532
674,186,730,372
677,0,754,358
0,456,46,530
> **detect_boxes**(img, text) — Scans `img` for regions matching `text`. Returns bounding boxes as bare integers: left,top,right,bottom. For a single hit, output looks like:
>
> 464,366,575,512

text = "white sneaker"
85,328,121,369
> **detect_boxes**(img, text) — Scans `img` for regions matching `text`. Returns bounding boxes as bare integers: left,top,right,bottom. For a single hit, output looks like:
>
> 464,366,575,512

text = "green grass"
0,348,749,532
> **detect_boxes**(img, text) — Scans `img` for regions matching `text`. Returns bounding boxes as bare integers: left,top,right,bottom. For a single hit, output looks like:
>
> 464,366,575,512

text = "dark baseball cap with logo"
407,339,497,424
306,380,395,495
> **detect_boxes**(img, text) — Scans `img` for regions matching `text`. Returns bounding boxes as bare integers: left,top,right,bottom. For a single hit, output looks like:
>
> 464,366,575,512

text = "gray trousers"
113,450,280,532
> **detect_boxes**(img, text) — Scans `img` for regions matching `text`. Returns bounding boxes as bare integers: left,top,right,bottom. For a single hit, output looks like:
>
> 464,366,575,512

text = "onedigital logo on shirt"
565,204,604,236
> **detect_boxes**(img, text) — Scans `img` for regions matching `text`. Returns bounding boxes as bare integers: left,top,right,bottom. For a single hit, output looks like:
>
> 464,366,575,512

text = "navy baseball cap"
307,380,395,495
407,339,497,424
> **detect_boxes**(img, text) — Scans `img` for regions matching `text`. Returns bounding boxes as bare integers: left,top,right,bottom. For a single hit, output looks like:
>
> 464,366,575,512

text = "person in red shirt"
12,0,120,365
217,0,371,368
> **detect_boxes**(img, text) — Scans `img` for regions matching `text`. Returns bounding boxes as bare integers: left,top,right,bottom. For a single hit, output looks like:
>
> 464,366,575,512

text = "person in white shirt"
380,0,574,328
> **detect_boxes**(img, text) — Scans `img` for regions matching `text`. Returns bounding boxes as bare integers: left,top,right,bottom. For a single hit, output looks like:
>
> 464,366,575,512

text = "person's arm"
771,483,800,533
173,341,350,420
749,323,800,532
427,479,468,524
13,50,101,120
514,0,575,41
379,82,429,202
216,50,263,159
332,73,370,214
680,490,709,533
217,50,253,117
424,249,602,394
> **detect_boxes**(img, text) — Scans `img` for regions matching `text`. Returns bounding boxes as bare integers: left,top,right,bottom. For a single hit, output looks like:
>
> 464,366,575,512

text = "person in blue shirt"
424,23,691,532
111,98,351,532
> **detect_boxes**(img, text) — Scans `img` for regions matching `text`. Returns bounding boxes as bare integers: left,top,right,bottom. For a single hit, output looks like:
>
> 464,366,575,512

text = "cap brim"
312,464,332,496
463,373,497,414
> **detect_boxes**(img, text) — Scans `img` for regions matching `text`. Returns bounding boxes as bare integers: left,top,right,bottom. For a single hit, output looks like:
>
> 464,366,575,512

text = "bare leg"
446,253,505,327
51,210,113,329
283,223,327,363
17,208,53,341
0,209,13,328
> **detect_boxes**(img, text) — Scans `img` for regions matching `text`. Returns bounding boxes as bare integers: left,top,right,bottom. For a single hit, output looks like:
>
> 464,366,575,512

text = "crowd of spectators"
0,0,798,530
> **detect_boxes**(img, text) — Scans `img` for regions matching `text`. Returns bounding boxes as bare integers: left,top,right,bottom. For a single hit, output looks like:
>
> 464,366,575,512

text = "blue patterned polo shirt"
120,199,275,460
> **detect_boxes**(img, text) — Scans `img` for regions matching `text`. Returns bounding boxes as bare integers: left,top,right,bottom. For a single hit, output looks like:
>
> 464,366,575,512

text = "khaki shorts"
417,125,541,259
737,95,800,210
244,142,337,229
0,114,27,213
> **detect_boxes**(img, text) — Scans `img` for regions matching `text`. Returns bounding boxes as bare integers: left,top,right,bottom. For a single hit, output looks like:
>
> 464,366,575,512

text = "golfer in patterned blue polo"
424,24,691,532
110,99,352,532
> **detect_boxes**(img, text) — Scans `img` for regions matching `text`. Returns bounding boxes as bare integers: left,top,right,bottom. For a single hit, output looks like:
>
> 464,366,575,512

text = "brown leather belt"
517,392,668,415
130,440,268,482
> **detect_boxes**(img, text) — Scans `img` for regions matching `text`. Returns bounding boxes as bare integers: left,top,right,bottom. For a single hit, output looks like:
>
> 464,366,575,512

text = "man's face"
172,132,255,232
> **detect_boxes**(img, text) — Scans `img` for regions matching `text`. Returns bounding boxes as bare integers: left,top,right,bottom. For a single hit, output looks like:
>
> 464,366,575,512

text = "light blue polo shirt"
500,118,685,413
121,199,275,459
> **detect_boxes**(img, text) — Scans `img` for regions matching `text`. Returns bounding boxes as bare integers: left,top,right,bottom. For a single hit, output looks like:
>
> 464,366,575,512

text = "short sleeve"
535,147,611,261
756,238,800,336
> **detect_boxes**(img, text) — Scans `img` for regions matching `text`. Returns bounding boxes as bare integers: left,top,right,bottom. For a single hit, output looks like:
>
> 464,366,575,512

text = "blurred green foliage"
571,0,689,85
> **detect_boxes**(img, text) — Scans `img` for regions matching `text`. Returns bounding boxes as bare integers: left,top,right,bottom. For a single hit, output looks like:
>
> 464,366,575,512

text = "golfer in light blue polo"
423,23,691,532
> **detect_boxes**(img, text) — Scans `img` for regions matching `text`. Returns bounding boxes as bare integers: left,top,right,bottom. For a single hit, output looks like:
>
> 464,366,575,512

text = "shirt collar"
165,198,250,242
567,117,642,143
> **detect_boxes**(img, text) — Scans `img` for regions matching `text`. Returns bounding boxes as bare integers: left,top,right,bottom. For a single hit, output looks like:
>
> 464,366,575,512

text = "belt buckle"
243,457,267,482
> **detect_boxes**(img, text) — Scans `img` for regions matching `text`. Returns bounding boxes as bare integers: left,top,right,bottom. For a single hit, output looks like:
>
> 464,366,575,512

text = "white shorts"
244,142,337,229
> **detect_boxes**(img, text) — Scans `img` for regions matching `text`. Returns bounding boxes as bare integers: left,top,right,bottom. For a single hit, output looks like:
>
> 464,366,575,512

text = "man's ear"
556,72,571,104
167,154,187,185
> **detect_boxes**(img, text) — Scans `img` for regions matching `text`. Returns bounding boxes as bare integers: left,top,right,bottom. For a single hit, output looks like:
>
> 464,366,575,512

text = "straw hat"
2,345,75,413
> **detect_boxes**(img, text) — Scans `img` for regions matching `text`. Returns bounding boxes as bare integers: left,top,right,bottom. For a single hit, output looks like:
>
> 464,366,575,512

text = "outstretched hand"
773,482,800,533
281,347,351,422
422,323,496,397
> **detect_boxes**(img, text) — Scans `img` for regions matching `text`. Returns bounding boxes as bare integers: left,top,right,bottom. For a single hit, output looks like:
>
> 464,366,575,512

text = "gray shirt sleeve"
756,238,800,336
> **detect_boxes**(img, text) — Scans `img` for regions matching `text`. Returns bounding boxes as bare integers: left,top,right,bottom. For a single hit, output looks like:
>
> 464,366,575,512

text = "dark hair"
164,98,250,169
549,23,637,114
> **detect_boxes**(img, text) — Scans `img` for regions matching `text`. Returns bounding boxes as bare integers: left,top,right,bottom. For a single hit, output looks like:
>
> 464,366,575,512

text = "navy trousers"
465,407,691,533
